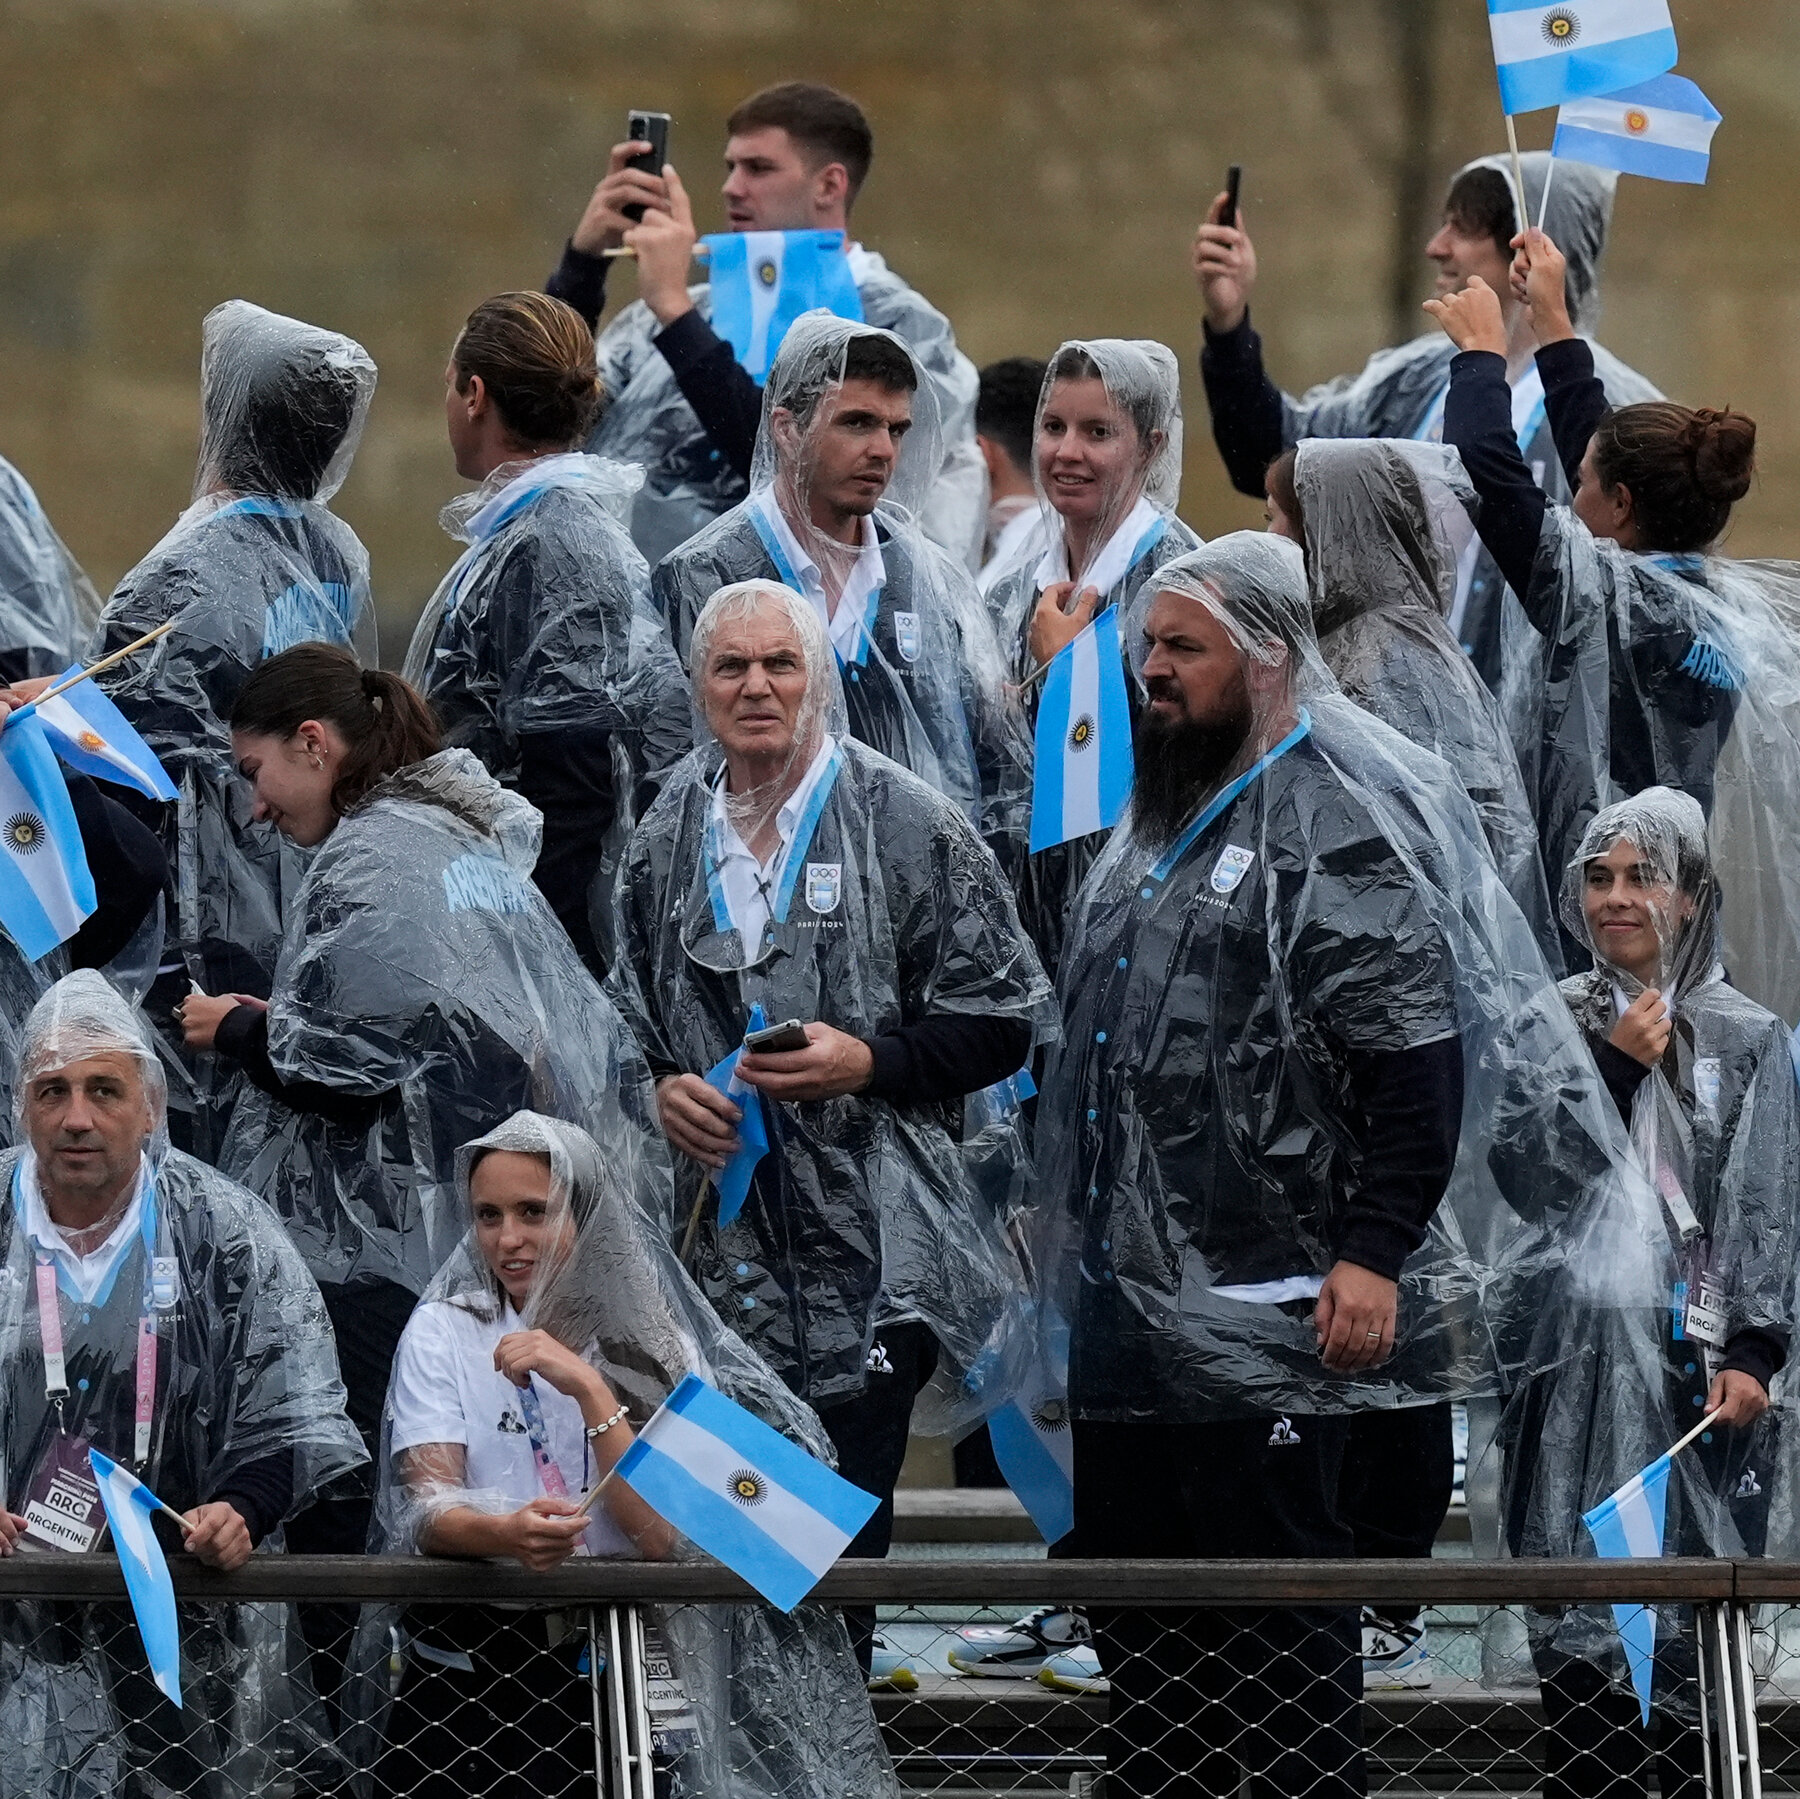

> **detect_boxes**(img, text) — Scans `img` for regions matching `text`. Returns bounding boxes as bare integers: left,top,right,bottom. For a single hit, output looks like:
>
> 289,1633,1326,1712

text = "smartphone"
622,110,672,223
1221,164,1243,230
743,1018,810,1054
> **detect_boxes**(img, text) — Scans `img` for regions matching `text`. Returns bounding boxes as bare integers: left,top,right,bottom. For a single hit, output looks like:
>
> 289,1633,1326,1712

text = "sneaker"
947,1606,1091,1678
1038,1646,1108,1695
1362,1610,1431,1689
867,1633,920,1692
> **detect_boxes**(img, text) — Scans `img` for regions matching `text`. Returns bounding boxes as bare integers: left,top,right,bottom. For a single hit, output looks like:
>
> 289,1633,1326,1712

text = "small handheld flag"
987,1382,1075,1547
1030,605,1134,854
1552,75,1721,185
0,710,95,961
34,665,178,802
703,1005,772,1230
1487,0,1677,117
703,231,864,382
613,1373,878,1611
89,1449,184,1709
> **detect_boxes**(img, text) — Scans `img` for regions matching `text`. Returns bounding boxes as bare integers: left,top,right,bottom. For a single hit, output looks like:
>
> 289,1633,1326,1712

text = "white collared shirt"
1033,492,1162,602
458,452,598,544
707,734,840,945
749,488,886,664
978,499,1047,598
19,1153,151,1307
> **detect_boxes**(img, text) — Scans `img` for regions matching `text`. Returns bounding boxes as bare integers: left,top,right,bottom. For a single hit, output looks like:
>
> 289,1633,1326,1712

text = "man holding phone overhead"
605,578,1054,1666
544,81,984,565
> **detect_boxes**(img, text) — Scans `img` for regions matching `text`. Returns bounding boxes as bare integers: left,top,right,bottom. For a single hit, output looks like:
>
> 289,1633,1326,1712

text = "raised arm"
1192,191,1286,497
1510,228,1607,489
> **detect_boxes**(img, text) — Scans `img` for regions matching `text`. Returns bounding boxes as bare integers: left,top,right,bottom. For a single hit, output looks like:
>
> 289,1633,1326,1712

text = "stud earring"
312,755,324,770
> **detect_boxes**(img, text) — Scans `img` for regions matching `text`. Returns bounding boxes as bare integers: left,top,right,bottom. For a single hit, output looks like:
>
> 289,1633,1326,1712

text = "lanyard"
702,744,844,935
515,1378,581,1500
747,495,884,667
22,1171,168,1468
1145,712,1312,886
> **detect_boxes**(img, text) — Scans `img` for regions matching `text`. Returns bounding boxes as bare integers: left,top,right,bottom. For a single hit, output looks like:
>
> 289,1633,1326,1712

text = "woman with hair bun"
175,645,671,1559
405,292,689,974
1429,235,1800,1011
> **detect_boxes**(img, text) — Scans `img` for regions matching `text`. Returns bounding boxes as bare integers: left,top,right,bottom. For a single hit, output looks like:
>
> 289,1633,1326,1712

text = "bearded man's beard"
1130,673,1255,851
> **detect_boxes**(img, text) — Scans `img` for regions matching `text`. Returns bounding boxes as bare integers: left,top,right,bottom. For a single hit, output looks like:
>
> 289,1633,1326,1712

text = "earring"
312,755,324,770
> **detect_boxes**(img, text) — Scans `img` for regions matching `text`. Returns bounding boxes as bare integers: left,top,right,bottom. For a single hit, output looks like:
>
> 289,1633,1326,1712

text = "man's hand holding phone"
570,140,673,256
624,165,700,328
1192,173,1257,336
736,1022,874,1103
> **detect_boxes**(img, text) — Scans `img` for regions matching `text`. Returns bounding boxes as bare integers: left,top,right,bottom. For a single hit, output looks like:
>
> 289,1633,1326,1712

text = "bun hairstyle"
451,291,602,451
1593,401,1757,554
230,644,442,816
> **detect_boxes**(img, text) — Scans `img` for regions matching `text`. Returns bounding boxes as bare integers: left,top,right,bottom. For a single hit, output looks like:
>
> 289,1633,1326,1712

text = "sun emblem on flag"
728,1468,767,1506
1031,1397,1069,1433
1068,714,1096,753
77,730,105,751
756,259,779,288
1625,109,1650,135
1540,6,1580,43
5,812,45,854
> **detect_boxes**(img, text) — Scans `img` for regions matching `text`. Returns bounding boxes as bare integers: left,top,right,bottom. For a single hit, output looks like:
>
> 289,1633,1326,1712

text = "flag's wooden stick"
1536,153,1559,233
32,620,177,711
576,1467,619,1518
677,1179,713,1268
1504,114,1529,239
601,244,713,262
1664,1412,1716,1463
145,1491,197,1535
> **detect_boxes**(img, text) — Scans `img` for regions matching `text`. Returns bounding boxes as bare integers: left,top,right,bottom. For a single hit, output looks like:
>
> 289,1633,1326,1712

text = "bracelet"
585,1404,630,1442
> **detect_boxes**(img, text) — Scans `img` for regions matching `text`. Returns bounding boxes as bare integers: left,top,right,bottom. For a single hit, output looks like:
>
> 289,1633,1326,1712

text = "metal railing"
0,1555,1793,1797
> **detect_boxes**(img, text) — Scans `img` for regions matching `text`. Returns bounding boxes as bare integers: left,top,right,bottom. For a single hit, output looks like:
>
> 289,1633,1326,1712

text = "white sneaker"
948,1606,1091,1678
1038,1646,1108,1695
867,1632,920,1692
1362,1610,1431,1689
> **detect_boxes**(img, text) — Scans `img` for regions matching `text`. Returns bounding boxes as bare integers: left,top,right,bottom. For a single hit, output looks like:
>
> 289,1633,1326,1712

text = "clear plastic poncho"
360,1110,896,1798
0,971,365,1797
1502,491,1800,1021
651,313,1032,860
606,583,1055,1419
402,450,692,958
0,455,99,680
1030,532,1653,1424
218,749,672,1297
1293,438,1557,960
1496,789,1800,1699
1257,152,1661,683
89,301,378,1132
593,242,983,566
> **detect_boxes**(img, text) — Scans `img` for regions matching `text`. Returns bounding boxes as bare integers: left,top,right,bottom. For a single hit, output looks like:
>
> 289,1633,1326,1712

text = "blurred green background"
2,0,1794,655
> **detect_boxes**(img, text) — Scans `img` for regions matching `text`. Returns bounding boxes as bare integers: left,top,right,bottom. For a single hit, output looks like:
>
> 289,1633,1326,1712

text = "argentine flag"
703,231,864,382
614,1373,878,1612
1030,605,1133,854
30,667,178,803
1553,75,1721,185
987,1378,1075,1547
0,710,95,961
703,1005,772,1229
89,1450,183,1708
1581,1451,1670,1724
1487,1,1677,117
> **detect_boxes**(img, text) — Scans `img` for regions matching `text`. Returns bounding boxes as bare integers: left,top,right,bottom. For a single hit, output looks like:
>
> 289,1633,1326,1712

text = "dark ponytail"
1593,402,1757,554
230,644,441,816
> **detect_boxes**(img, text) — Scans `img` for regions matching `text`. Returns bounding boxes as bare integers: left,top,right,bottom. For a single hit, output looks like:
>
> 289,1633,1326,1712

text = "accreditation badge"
21,1432,106,1553
804,862,842,915
893,610,921,663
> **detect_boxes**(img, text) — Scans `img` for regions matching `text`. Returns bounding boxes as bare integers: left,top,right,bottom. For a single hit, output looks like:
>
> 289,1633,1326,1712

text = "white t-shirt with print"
387,1296,633,1558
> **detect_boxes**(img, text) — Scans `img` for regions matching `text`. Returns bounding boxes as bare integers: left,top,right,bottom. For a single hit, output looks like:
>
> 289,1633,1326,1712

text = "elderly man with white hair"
605,578,1052,1668
0,970,362,1791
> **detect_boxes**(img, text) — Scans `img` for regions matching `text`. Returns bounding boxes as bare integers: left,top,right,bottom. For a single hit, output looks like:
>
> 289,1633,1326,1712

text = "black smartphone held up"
622,110,672,223
1221,164,1243,230
742,1018,810,1055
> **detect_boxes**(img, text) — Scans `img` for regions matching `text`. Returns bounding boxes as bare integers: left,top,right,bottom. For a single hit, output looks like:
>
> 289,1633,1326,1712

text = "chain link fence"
0,1555,1786,1797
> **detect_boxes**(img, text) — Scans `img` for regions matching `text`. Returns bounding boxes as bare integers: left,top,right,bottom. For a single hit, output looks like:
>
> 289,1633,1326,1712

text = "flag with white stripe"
1553,75,1721,185
1581,1451,1669,1724
89,1449,183,1708
1487,0,1677,116
703,231,864,381
614,1373,879,1612
33,667,178,803
986,1373,1075,1547
1029,605,1133,854
0,710,95,961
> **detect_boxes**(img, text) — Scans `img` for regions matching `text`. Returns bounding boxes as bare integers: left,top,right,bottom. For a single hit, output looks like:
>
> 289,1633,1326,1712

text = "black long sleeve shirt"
64,773,168,970
546,240,762,481
213,1004,392,1132
1198,311,1291,498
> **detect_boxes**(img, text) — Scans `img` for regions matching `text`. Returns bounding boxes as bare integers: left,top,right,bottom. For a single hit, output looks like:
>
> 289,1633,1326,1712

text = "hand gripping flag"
1553,75,1721,185
89,1450,183,1708
614,1373,879,1612
1487,0,1677,116
0,709,96,960
703,1004,772,1229
32,666,178,803
1030,605,1134,854
1581,1450,1671,1724
703,231,864,382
